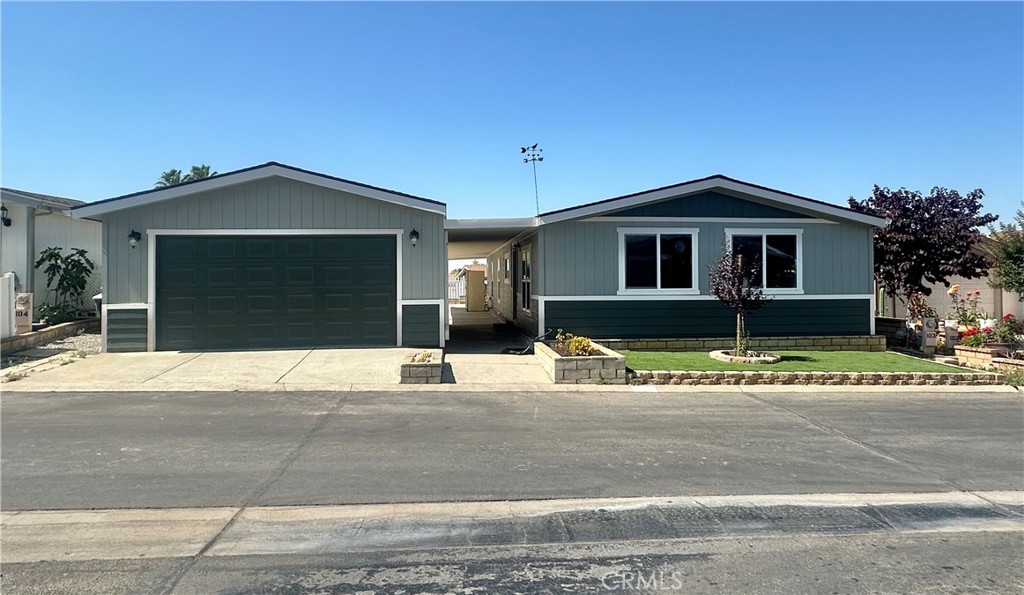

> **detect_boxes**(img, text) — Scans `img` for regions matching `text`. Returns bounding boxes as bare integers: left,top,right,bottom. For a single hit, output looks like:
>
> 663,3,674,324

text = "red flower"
1003,313,1016,321
962,328,980,337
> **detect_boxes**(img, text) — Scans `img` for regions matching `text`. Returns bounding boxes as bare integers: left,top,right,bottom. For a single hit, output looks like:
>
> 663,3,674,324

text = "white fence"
447,277,466,302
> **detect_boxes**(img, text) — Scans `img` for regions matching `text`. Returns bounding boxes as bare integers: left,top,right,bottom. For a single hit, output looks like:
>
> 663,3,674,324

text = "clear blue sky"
2,2,1022,221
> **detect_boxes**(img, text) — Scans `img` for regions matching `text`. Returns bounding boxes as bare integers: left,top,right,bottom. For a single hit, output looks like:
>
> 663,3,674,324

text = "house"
71,163,446,352
472,175,886,342
1,188,104,318
72,163,885,353
883,237,1024,321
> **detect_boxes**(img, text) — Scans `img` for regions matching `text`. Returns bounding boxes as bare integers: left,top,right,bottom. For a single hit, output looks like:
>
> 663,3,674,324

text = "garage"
155,234,397,350
71,162,447,353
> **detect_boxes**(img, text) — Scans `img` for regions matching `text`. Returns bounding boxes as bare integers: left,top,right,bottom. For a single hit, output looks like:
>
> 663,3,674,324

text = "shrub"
33,247,96,324
554,328,597,356
991,314,1023,346
961,327,993,348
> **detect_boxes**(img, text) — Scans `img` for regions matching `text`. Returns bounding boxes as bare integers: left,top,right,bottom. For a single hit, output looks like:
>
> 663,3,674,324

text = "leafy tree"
989,202,1024,300
155,164,217,188
33,247,97,324
848,185,997,307
709,244,773,356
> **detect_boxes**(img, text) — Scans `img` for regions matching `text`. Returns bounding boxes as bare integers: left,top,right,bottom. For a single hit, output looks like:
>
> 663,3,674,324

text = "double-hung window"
618,228,699,294
725,228,803,293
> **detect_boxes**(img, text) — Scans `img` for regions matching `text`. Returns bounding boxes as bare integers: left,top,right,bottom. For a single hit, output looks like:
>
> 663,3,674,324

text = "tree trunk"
736,310,744,356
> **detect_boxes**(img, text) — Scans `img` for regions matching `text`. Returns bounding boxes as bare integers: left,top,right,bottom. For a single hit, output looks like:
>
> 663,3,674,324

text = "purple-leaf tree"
848,185,997,309
709,244,773,356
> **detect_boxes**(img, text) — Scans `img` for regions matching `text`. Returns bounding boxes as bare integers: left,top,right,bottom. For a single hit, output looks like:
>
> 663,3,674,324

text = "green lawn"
621,350,976,373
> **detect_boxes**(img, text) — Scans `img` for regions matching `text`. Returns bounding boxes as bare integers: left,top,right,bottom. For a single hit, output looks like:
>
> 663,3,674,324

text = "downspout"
25,206,35,293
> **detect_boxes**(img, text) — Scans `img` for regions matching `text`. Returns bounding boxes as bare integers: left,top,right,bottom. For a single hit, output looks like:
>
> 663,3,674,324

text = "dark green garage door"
156,235,397,350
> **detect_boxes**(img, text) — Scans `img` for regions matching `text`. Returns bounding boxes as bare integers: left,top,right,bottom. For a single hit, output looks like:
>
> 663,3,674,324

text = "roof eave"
71,163,447,219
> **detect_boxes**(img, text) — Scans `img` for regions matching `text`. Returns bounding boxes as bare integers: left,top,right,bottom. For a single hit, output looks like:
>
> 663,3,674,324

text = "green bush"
554,328,597,356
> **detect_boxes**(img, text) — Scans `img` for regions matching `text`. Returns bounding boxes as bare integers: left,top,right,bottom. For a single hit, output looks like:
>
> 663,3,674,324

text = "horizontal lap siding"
106,308,148,352
546,299,871,338
402,304,440,347
101,177,445,305
541,219,873,296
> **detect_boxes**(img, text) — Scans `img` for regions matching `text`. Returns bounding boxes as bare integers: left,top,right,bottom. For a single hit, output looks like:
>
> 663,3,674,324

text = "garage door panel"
156,235,397,350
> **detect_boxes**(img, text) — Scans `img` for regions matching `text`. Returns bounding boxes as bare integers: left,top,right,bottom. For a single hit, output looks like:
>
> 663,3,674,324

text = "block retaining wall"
0,319,100,353
534,342,627,385
601,335,886,353
629,370,1004,386
954,345,1012,370
399,350,443,384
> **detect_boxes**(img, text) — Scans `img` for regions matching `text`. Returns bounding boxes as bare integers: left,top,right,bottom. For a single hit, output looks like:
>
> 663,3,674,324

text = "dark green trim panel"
402,304,441,347
601,191,812,219
106,308,148,352
545,299,870,338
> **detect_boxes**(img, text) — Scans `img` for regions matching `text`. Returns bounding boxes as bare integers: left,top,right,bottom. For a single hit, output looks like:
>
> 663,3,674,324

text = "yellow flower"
948,284,961,295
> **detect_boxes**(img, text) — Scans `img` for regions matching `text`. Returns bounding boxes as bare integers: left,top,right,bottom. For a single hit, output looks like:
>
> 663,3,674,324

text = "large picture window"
618,228,699,294
726,229,802,292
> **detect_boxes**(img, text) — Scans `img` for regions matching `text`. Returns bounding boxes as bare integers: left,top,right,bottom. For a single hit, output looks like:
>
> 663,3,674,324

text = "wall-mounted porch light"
128,229,142,249
409,228,419,247
1,204,10,227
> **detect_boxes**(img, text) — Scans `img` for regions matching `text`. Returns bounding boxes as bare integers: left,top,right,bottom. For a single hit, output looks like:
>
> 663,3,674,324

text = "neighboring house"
473,175,886,340
71,163,885,352
0,188,104,319
883,237,1024,321
72,162,447,352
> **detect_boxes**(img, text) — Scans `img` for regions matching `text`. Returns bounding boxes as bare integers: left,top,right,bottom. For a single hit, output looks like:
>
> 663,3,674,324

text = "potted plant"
988,314,1023,357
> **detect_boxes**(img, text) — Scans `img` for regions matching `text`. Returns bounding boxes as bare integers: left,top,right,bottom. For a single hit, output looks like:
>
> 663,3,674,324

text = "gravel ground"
1,330,102,370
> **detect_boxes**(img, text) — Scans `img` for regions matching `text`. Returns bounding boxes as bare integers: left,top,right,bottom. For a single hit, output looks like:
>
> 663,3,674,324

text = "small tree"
989,202,1024,300
33,247,96,324
848,185,997,308
709,244,773,356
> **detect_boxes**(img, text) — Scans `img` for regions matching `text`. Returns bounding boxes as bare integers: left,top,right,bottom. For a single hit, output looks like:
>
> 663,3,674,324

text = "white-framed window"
519,246,532,311
617,227,700,295
504,253,511,281
724,228,803,294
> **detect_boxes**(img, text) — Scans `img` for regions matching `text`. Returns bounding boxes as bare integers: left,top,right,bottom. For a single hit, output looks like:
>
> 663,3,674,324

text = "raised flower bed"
534,341,627,384
399,349,443,384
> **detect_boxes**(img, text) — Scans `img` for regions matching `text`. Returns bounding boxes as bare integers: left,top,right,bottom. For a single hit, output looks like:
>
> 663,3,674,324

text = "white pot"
980,318,997,330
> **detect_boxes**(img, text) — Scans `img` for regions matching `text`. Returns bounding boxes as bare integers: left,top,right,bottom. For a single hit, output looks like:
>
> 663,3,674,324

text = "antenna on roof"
521,143,544,215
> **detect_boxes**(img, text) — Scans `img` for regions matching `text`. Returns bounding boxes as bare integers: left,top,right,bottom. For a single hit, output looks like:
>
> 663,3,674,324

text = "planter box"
0,319,99,353
534,342,627,385
992,357,1024,373
399,349,443,384
954,345,1011,370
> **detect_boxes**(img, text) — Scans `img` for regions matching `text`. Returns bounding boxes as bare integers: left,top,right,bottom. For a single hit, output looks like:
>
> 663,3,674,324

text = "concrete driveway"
2,348,420,392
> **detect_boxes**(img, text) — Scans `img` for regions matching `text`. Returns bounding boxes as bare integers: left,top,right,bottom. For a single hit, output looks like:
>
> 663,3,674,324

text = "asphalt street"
2,389,1022,510
3,529,1022,594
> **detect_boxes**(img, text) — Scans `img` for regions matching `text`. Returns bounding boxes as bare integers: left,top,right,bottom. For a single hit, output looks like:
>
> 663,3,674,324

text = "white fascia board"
537,178,887,228
445,217,538,229
72,165,447,219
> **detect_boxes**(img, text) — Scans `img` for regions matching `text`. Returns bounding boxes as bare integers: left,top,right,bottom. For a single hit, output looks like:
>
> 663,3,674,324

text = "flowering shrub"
960,326,993,348
947,285,987,327
554,328,597,356
991,314,1023,346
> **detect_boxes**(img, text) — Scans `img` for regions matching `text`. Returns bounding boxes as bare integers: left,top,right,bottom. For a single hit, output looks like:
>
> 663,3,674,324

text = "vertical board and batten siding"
539,220,873,296
101,177,445,305
34,213,104,308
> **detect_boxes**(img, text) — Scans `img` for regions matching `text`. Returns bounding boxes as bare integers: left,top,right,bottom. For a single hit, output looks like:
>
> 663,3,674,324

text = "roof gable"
72,162,446,219
1,188,86,209
598,190,814,219
538,175,886,227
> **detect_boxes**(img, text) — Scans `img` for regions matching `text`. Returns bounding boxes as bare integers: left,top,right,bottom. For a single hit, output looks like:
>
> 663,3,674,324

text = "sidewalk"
4,490,1021,564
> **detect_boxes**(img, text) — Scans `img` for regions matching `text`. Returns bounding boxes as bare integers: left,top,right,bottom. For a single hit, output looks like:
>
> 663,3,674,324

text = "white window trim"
724,228,804,295
617,227,700,295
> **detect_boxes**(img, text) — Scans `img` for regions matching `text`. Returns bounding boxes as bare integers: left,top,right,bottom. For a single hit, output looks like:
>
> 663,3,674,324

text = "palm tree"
183,164,217,182
154,164,217,188
155,169,183,188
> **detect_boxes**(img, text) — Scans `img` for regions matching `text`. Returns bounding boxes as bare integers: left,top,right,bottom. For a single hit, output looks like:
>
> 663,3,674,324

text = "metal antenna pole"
520,143,544,215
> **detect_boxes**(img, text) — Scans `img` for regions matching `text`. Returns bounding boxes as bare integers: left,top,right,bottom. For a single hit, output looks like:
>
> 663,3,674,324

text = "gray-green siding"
601,191,813,219
539,220,873,296
545,299,871,339
486,232,540,336
105,308,148,352
100,176,445,305
402,304,441,347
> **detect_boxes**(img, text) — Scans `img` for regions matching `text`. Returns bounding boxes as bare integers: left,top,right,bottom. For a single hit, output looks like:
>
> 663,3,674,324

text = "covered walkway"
442,305,549,384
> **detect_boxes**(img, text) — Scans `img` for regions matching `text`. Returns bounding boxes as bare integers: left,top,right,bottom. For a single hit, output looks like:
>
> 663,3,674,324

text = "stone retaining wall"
954,345,1006,370
875,317,905,342
629,370,1004,386
534,342,627,384
0,320,100,353
992,357,1024,373
601,335,886,353
399,350,443,384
